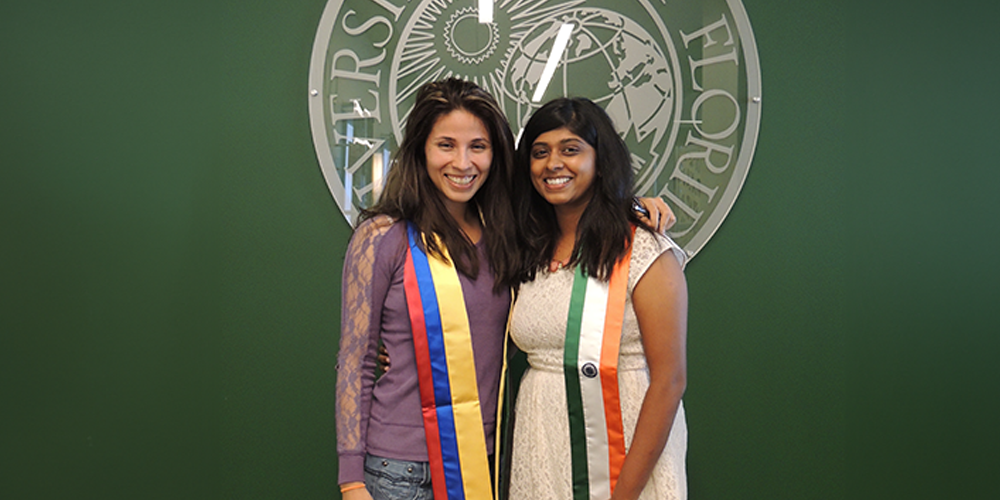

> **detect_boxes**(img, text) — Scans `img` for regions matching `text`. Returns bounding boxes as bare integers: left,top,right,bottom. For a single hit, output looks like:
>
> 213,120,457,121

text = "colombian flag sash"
564,240,634,500
402,223,492,500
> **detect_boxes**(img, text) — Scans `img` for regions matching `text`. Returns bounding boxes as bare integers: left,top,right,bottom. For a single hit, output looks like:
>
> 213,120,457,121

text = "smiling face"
529,127,597,212
424,109,492,216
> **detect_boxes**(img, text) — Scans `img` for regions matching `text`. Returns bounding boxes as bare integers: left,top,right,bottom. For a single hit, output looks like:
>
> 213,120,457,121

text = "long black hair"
360,78,520,291
513,97,648,282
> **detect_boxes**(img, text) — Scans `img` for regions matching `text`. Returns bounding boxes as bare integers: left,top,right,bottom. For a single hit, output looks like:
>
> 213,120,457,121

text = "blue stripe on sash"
406,224,465,499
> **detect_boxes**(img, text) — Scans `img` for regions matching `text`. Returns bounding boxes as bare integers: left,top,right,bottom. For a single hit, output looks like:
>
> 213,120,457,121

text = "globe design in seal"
500,8,679,191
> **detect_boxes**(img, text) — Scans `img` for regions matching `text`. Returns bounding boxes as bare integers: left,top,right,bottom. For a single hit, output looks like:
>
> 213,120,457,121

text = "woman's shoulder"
348,215,407,254
353,214,402,239
629,229,687,285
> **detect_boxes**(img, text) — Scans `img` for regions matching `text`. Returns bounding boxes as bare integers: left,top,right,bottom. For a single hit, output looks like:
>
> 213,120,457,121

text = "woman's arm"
340,482,373,500
336,217,396,489
610,251,688,500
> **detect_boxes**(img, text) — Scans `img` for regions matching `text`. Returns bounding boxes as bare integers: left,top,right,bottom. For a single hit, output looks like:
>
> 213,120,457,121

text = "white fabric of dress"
509,229,688,500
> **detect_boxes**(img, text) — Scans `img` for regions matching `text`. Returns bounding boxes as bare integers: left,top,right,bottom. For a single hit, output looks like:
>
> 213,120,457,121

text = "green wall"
3,1,997,498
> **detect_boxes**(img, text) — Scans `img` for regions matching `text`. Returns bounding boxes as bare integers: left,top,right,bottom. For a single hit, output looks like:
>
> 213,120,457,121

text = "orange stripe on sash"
601,247,632,491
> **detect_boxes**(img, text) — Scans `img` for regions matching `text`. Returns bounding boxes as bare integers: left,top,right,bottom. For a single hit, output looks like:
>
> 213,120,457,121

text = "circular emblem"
581,362,599,379
308,0,761,259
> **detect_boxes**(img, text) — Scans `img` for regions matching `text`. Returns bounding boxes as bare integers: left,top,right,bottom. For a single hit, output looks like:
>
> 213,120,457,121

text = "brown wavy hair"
360,78,520,291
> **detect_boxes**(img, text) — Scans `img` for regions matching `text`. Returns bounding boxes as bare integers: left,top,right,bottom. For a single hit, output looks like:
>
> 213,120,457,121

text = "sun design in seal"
388,0,522,142
442,7,501,66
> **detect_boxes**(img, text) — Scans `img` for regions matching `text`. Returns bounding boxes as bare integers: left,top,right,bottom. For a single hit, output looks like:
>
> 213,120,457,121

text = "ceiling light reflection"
478,0,493,23
531,23,574,102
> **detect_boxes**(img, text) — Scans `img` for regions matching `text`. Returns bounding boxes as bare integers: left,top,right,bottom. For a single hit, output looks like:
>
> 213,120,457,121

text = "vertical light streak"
478,0,493,23
372,149,384,199
531,23,574,102
344,123,354,216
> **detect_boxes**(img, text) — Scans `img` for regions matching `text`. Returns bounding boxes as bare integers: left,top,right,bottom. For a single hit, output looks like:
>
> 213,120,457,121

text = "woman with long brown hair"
336,78,519,500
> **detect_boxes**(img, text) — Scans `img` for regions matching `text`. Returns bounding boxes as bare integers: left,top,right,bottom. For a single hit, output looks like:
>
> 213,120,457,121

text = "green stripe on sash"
565,267,592,500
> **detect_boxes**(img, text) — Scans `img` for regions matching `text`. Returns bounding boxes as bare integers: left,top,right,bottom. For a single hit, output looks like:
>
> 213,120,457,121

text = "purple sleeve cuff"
338,452,366,485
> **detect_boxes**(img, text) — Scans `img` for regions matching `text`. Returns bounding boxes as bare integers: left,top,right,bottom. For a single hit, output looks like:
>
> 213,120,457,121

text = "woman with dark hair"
509,97,689,500
336,78,520,500
337,78,674,500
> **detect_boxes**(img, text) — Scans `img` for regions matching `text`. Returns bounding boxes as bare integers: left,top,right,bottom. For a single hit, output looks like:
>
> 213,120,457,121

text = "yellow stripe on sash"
426,247,492,499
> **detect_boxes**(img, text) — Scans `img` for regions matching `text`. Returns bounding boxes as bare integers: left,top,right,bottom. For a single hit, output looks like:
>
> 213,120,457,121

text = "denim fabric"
364,454,433,500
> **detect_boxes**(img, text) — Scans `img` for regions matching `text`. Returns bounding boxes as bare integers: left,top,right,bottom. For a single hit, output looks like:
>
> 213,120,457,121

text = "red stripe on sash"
403,253,449,499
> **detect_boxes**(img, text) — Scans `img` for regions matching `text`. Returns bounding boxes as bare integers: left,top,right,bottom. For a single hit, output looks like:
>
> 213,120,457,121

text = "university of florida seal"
309,0,761,259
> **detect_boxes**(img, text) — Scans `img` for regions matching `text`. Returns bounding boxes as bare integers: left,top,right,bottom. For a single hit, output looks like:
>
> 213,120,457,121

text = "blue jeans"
364,454,433,500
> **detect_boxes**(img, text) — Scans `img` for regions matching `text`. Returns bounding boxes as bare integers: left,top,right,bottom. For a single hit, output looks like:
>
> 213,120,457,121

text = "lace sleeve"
336,215,397,484
629,230,687,295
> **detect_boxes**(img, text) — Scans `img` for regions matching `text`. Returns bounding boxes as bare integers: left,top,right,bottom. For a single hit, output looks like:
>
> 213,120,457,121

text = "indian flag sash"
564,241,633,500
402,223,492,500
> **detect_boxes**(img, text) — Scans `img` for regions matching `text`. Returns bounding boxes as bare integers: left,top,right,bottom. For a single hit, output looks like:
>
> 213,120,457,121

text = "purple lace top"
336,216,510,484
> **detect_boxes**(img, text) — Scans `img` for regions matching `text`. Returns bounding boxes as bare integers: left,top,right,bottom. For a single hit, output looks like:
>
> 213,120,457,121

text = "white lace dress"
509,230,688,500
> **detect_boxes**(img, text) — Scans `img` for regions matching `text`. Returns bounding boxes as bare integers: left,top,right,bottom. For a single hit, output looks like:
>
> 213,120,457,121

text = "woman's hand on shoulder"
634,196,676,234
